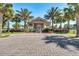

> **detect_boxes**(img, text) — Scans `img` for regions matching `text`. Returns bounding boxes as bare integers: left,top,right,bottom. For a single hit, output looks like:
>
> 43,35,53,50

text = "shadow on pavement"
42,35,79,50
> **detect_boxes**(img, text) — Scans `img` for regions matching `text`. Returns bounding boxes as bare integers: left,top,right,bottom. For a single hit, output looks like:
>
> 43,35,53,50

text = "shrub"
53,29,69,33
10,29,24,32
2,30,8,33
29,29,36,32
42,28,51,33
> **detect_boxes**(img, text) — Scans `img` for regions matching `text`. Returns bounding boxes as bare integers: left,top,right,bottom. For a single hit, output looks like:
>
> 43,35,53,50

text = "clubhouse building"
28,17,49,32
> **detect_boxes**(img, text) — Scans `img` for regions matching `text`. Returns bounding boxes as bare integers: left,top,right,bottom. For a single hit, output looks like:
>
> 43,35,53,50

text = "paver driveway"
0,33,79,56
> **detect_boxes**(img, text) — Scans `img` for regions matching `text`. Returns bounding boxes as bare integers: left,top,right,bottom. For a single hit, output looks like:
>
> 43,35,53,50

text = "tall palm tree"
68,3,79,37
55,14,65,29
0,3,5,33
4,4,14,32
0,3,14,32
63,7,75,30
16,8,33,32
44,7,61,31
12,14,21,30
12,23,21,30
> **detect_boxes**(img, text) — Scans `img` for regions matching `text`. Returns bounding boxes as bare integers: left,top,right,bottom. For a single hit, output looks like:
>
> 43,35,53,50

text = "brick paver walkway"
0,33,79,56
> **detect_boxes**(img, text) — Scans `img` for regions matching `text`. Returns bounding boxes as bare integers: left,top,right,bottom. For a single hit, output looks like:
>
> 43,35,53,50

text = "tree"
0,13,3,34
0,4,14,32
68,3,79,37
16,8,33,32
4,4,14,32
63,6,75,30
0,4,5,33
54,10,66,29
12,23,21,30
12,14,21,30
44,7,61,31
56,16,63,29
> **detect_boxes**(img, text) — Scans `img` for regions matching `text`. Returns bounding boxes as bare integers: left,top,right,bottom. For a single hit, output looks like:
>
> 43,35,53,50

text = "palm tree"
16,8,33,32
0,3,5,33
4,4,14,32
44,7,61,31
12,23,21,30
68,3,79,37
12,14,21,30
55,15,64,29
0,4,14,32
63,6,75,30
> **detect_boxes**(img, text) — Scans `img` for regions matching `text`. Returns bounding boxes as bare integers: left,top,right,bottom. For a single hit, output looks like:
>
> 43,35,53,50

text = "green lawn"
0,32,26,38
0,33,10,38
0,35,9,38
2,32,26,35
67,30,76,37
0,30,76,38
54,30,76,37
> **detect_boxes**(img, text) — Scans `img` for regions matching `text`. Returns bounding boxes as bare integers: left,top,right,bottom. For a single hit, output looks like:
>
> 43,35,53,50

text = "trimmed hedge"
28,29,36,32
10,29,24,32
53,29,69,33
42,28,51,33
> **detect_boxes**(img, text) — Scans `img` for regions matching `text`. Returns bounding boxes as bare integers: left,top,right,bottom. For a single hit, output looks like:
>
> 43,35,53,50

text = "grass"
1,30,76,38
66,30,76,37
0,32,25,38
54,30,76,37
0,35,10,38
2,32,26,35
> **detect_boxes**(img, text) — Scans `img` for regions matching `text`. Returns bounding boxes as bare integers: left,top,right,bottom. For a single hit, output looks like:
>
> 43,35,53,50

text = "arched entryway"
34,23,44,33
29,17,49,33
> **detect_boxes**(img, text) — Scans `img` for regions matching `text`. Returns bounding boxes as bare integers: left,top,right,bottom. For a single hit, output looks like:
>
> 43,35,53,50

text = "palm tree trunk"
2,16,5,30
60,22,62,29
67,20,70,30
24,20,26,32
51,19,54,31
2,21,4,30
0,13,3,33
15,21,18,30
76,16,79,37
7,20,10,32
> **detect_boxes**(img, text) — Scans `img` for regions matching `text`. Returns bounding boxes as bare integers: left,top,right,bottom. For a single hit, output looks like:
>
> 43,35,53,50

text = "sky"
13,3,67,18
10,3,76,28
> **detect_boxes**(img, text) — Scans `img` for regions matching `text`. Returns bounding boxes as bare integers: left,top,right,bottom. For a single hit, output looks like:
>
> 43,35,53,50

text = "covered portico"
30,17,48,33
